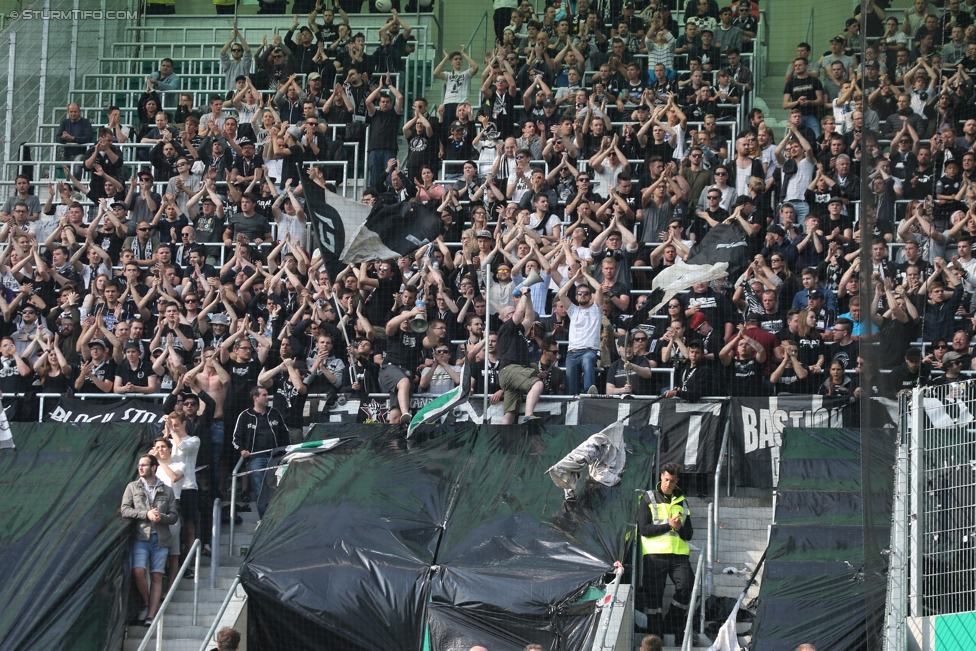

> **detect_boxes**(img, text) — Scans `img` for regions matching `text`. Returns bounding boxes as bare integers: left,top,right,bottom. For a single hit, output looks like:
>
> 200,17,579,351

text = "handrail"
595,561,625,650
681,549,706,651
137,538,201,651
464,11,489,56
713,417,732,568
228,455,245,557
210,498,221,590
196,577,244,651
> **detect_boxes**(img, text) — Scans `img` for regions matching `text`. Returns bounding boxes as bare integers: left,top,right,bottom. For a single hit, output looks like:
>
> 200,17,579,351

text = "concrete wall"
761,0,875,68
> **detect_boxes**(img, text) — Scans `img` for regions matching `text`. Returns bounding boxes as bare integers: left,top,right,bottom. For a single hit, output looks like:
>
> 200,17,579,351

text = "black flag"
685,223,750,277
303,179,445,268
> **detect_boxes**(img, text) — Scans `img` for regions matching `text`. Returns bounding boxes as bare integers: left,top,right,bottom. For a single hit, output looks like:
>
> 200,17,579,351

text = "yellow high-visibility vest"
640,490,690,556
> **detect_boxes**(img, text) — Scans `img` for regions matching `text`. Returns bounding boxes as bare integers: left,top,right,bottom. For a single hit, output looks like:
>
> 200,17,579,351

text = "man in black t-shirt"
380,304,426,425
114,339,158,394
75,338,116,393
497,292,544,425
0,338,29,394
783,57,825,138
365,78,404,189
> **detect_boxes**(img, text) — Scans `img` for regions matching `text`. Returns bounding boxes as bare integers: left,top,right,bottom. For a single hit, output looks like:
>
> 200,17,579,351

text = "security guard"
638,462,694,641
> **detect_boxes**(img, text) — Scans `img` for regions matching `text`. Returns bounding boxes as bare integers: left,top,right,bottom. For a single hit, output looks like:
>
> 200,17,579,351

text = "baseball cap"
239,137,254,147
210,313,230,325
137,169,154,182
286,126,302,139
308,71,321,80
700,26,713,34
616,335,629,347
542,98,556,107
734,194,754,207
807,289,824,300
905,347,922,361
830,35,846,43
767,224,785,237
827,196,843,205
865,60,879,69
451,120,464,130
689,312,709,330
744,311,764,323
111,201,129,211
88,339,107,349
942,351,963,365
476,230,492,239
123,339,141,351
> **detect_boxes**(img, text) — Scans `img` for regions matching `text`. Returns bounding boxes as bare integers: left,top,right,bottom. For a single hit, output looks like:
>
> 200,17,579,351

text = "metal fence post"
4,32,16,183
211,498,221,589
38,0,52,130
909,387,924,617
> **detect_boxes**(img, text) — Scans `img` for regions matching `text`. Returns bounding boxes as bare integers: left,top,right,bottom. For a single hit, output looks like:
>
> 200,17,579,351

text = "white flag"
706,594,742,651
0,403,14,449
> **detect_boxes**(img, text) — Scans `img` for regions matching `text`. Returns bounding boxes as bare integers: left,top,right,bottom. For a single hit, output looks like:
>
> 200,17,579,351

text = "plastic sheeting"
750,427,895,651
240,423,659,651
0,422,155,651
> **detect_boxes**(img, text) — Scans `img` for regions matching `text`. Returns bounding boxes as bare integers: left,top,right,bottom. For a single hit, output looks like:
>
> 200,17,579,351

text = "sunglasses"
576,291,591,296
935,344,949,349
633,336,648,342
138,227,151,232
714,171,728,176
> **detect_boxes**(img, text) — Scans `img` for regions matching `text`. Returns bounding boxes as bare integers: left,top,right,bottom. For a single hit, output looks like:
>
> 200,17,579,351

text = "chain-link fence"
887,381,976,650
0,0,134,184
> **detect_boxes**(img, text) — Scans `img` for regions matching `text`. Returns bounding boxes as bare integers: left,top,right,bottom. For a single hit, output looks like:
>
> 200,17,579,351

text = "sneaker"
586,385,599,395
143,617,154,627
184,569,195,580
236,503,252,513
239,494,251,503
202,544,212,557
399,412,413,425
137,603,149,621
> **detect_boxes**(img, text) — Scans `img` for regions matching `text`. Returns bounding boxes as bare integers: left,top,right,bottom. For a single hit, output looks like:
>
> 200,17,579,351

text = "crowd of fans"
12,0,976,599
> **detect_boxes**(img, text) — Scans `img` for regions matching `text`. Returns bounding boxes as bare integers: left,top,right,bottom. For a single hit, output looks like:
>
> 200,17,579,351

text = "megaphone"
512,270,544,298
410,300,429,333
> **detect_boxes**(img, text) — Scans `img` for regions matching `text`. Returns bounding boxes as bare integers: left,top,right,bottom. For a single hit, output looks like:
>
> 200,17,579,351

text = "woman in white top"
152,434,186,583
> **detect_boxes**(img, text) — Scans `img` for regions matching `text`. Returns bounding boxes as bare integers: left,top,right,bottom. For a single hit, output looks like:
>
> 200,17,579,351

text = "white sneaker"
137,603,149,621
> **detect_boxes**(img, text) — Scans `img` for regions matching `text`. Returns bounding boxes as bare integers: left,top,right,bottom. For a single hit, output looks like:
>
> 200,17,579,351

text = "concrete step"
714,536,770,554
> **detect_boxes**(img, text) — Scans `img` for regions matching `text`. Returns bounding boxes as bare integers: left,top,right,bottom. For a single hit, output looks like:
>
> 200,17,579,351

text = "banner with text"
46,397,167,425
730,396,847,488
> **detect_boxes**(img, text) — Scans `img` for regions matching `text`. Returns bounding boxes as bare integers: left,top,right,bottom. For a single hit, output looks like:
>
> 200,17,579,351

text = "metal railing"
681,542,707,651
137,538,201,651
210,498,221,590
196,577,245,651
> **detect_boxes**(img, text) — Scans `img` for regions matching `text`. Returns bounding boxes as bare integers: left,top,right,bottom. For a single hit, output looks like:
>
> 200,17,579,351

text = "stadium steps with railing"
120,507,257,651
649,495,771,650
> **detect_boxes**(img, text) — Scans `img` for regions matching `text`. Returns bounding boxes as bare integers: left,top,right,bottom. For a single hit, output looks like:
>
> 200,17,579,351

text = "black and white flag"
303,181,445,269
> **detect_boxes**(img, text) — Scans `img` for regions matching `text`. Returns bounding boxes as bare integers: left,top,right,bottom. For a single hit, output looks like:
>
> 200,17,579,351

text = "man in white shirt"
557,267,604,394
774,124,817,222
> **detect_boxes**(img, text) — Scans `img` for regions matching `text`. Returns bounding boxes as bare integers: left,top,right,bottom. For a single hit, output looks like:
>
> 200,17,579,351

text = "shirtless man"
190,347,230,494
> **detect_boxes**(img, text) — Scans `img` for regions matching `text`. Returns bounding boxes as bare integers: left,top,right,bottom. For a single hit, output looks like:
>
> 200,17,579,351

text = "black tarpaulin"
240,423,658,651
750,427,895,651
0,421,155,651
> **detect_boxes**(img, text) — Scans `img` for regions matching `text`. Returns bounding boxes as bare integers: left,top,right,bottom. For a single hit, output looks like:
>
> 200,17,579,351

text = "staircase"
649,494,772,651
121,506,257,651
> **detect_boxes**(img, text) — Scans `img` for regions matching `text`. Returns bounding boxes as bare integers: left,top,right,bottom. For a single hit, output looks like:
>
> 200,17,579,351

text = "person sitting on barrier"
121,453,179,627
381,302,427,424
495,292,545,424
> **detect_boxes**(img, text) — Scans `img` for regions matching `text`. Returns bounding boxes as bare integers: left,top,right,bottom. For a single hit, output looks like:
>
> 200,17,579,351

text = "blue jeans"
247,455,271,519
368,148,397,189
566,349,598,395
789,200,810,223
801,114,821,138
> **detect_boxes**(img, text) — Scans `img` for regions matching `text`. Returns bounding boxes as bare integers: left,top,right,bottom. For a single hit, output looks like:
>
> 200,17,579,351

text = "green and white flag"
407,362,472,438
283,438,343,455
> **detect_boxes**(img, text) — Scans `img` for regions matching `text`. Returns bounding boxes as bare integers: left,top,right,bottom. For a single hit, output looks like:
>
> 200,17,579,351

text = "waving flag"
406,362,472,438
